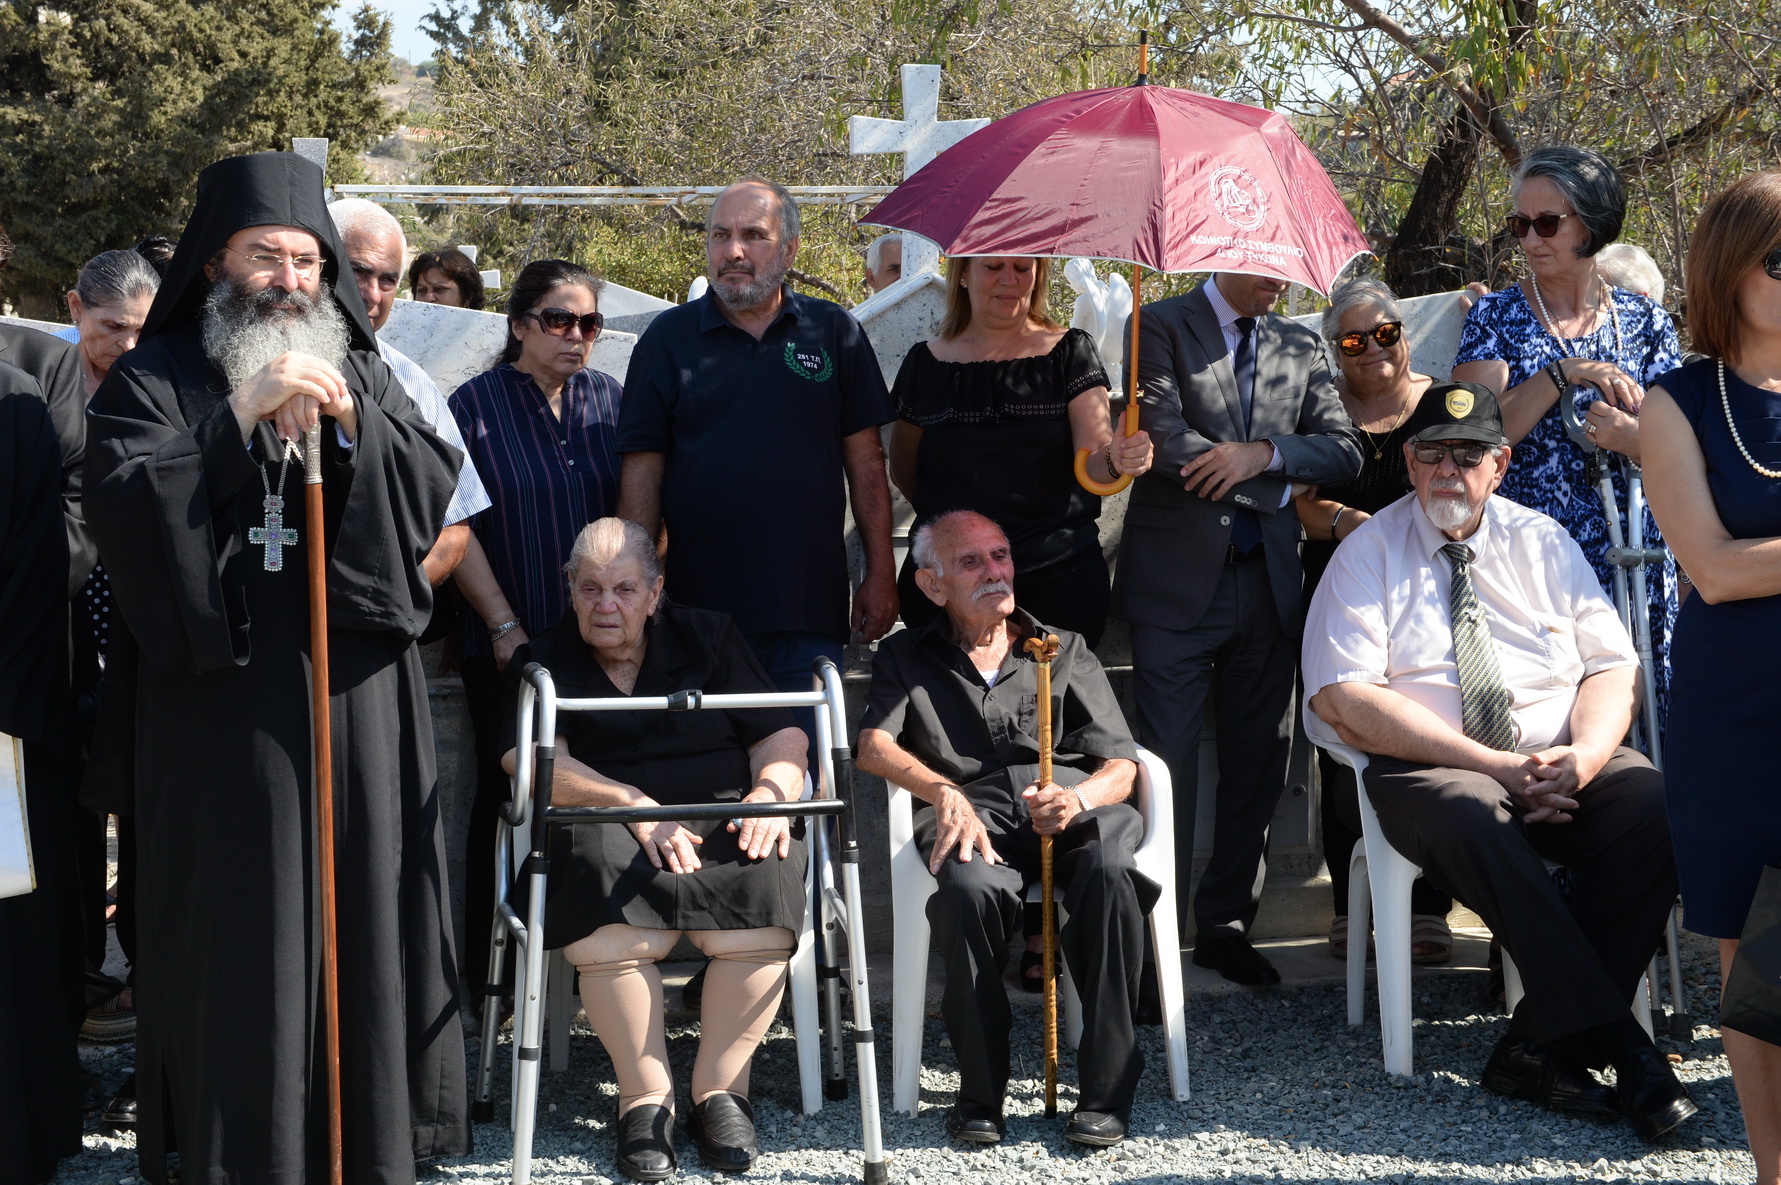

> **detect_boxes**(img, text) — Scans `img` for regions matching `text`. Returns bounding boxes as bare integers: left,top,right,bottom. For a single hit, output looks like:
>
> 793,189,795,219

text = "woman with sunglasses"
448,258,624,1006
1294,277,1453,964
1642,172,1781,1185
1451,145,1683,723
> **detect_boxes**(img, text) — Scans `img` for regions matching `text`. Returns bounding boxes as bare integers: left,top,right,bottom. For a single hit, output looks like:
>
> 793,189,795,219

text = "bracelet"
1548,361,1569,393
487,619,522,641
1331,505,1346,537
1074,788,1092,815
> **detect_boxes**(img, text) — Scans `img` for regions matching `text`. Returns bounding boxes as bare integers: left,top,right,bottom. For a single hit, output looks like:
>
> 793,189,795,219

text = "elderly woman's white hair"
1320,276,1405,342
1594,243,1665,304
563,517,661,585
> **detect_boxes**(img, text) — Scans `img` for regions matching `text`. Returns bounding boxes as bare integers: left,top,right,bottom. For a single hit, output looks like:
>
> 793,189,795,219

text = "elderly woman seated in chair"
502,517,808,1181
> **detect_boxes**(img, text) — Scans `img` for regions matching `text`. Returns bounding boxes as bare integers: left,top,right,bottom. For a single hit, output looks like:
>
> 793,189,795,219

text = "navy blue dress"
1663,359,1781,938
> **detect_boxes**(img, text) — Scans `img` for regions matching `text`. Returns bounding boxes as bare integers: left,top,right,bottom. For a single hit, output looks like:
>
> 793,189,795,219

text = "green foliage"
0,0,397,315
409,0,1236,307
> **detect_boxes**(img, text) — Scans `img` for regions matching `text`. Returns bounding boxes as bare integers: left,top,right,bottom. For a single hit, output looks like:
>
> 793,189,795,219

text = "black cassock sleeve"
84,339,460,675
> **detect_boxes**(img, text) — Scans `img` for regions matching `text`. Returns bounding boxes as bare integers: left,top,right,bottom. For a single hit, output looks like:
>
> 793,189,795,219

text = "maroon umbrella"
860,81,1369,293
860,58,1369,494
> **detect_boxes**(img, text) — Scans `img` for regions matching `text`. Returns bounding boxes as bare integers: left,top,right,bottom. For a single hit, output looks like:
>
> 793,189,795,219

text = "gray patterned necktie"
1441,542,1516,751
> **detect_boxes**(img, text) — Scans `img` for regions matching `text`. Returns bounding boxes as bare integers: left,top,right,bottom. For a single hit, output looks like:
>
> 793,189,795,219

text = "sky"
347,0,438,65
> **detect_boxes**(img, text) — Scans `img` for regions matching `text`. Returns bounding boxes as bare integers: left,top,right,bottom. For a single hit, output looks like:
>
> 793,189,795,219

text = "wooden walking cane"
1023,632,1063,1117
303,422,345,1185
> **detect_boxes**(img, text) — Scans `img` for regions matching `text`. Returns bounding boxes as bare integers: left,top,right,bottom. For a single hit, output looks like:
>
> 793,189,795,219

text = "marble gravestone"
379,298,638,394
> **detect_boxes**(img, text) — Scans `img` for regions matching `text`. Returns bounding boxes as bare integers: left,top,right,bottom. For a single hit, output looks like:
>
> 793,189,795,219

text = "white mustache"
972,580,1012,602
1430,478,1468,496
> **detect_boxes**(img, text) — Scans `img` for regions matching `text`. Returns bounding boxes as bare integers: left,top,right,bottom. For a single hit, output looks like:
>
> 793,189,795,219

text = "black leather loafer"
1064,1109,1128,1147
944,1103,1005,1145
615,1103,677,1181
689,1092,759,1172
1191,933,1281,986
1480,1034,1620,1117
1617,1044,1699,1142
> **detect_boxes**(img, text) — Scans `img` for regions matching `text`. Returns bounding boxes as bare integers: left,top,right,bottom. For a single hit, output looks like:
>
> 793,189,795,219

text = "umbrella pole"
304,422,344,1185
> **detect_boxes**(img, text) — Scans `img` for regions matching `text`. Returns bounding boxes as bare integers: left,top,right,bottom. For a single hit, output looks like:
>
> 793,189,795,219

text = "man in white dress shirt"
1303,381,1694,1143
329,199,491,586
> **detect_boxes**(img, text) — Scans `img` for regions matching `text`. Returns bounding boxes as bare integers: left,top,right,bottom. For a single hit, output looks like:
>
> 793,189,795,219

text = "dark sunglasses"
1764,246,1781,281
1411,442,1491,468
1505,212,1579,239
1336,321,1404,356
525,307,604,337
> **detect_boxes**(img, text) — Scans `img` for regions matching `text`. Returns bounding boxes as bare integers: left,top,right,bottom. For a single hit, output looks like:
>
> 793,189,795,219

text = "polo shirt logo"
783,342,834,382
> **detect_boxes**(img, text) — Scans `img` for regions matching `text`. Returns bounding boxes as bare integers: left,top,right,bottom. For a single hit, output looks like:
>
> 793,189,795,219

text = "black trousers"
1361,747,1676,1043
460,654,512,994
915,801,1153,1114
1320,750,1451,918
1129,558,1297,936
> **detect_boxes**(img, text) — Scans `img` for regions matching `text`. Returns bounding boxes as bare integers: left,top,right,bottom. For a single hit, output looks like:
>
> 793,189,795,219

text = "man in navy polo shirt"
617,175,898,691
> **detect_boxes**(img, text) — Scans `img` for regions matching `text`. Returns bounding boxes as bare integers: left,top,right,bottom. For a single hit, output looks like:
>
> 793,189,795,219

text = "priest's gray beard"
201,278,350,390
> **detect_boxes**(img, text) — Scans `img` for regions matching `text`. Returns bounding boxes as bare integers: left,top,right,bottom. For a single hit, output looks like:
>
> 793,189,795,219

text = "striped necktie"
1441,542,1516,751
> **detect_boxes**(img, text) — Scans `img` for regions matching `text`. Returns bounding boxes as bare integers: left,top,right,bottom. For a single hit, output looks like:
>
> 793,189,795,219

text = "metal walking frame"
471,657,888,1185
1560,388,1692,1038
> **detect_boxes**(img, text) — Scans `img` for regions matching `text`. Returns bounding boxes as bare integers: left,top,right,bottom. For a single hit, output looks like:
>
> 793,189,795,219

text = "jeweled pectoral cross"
249,495,299,571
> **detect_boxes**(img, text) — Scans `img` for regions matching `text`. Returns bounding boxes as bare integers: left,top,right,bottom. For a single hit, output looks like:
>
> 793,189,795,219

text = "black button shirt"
860,609,1137,813
616,289,892,641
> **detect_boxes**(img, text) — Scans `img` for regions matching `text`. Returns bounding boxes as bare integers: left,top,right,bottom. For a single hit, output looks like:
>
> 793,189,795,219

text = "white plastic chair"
1316,737,1653,1078
886,748,1190,1115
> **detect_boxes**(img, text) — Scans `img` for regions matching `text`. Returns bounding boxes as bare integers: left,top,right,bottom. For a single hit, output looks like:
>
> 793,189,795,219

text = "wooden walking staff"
303,421,345,1185
1023,631,1063,1116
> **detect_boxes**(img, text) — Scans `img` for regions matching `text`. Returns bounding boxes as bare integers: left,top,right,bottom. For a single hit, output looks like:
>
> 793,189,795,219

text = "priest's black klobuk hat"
141,152,376,351
1403,380,1507,447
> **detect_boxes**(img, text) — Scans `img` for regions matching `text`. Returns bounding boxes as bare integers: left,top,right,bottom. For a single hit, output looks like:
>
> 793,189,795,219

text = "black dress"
892,328,1113,644
509,605,809,948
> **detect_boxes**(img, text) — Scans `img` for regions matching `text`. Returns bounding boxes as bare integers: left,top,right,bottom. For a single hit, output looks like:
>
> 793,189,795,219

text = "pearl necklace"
1717,360,1781,479
1528,273,1622,373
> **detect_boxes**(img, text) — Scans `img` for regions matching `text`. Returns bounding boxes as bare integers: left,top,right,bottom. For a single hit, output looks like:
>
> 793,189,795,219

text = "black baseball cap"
1402,381,1506,446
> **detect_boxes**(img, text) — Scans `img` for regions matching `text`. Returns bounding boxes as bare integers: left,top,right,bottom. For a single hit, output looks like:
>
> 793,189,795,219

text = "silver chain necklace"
1528,273,1622,371
1717,360,1781,479
248,440,302,571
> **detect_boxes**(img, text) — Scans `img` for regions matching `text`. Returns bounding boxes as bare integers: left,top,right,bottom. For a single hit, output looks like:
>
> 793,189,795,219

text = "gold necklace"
1354,396,1412,461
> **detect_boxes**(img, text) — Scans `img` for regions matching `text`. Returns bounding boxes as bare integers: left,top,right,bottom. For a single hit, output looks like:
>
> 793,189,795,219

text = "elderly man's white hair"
327,198,407,252
1594,243,1665,304
910,509,1005,577
865,233,903,273
563,517,662,585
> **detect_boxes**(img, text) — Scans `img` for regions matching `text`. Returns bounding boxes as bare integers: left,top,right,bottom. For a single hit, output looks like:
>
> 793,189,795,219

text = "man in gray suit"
1113,271,1359,985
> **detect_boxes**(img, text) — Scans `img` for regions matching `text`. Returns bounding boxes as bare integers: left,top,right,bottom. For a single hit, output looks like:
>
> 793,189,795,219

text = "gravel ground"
60,938,1757,1185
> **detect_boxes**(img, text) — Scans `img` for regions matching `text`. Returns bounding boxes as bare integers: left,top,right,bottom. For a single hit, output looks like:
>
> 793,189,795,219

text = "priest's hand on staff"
229,351,357,445
1022,780,1083,836
928,785,1000,874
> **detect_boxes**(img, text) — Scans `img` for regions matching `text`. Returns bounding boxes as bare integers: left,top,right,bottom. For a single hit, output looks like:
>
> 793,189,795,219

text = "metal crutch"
1560,387,1692,1037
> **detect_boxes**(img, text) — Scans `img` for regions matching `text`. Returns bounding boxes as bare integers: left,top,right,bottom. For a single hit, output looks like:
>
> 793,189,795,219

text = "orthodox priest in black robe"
0,362,84,1185
83,152,471,1183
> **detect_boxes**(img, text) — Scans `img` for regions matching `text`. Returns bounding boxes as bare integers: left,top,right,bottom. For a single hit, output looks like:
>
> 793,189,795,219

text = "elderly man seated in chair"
1303,382,1696,1143
856,509,1155,1149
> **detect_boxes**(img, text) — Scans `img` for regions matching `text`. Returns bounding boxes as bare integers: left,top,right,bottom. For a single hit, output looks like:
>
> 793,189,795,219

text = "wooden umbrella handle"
304,423,344,1185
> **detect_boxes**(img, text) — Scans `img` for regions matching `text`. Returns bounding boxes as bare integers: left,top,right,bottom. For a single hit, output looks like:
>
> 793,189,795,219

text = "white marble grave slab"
1290,289,1470,380
380,298,636,394
847,269,948,386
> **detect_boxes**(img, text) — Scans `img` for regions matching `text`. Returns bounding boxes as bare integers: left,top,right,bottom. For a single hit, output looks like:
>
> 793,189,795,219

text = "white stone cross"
849,64,988,278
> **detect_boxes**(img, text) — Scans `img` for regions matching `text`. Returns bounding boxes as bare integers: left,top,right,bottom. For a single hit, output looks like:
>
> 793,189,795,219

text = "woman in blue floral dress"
1452,145,1683,723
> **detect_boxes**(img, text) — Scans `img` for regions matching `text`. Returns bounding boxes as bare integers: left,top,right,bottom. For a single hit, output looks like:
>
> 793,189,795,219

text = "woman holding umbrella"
888,254,1152,647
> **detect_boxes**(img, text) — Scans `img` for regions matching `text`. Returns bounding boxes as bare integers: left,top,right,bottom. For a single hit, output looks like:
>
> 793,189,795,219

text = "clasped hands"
230,351,357,446
1179,440,1274,501
630,784,794,875
926,781,1083,874
1490,743,1610,825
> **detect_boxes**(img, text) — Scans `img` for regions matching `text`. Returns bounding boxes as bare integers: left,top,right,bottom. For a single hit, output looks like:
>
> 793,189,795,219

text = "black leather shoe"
1064,1109,1128,1147
1616,1043,1699,1142
101,1072,138,1131
1191,933,1281,986
688,1092,759,1172
615,1103,677,1181
1480,1034,1620,1118
944,1103,1005,1145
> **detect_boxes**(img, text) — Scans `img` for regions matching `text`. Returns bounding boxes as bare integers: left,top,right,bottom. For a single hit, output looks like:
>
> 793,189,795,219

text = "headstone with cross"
849,64,988,278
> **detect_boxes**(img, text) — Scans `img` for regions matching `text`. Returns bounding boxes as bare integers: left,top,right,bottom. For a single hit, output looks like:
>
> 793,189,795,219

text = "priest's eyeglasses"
1504,212,1579,239
1336,321,1403,356
1410,442,1491,468
225,247,325,277
524,308,604,338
